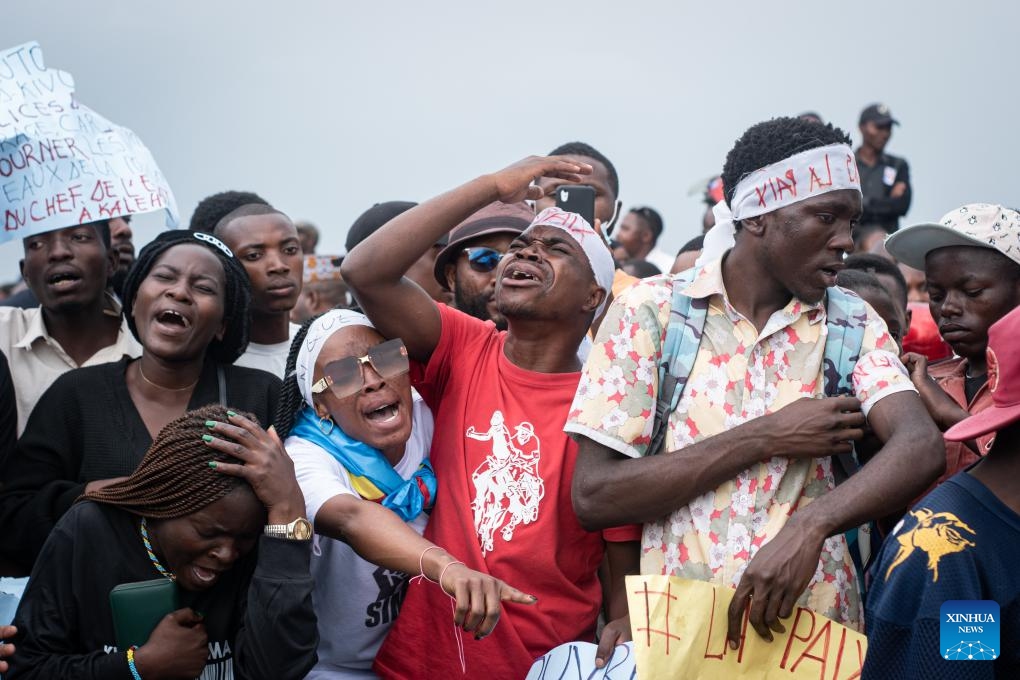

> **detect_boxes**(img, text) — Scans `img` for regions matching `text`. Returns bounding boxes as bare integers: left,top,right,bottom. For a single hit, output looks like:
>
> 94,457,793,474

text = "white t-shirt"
234,322,301,378
286,391,434,679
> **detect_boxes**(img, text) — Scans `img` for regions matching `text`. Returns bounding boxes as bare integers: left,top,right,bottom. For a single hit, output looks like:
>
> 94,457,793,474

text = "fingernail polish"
205,420,216,429
207,461,217,469
227,410,237,417
202,434,213,442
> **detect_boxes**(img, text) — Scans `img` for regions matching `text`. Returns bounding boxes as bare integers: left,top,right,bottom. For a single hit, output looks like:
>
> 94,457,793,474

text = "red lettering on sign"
634,580,683,654
780,607,816,669
790,617,831,678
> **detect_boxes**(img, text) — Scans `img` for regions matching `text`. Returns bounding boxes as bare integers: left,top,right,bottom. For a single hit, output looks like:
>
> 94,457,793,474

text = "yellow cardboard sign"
626,575,867,679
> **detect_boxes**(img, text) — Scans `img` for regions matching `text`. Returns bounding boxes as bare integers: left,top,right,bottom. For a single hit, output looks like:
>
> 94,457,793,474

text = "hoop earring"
318,415,334,435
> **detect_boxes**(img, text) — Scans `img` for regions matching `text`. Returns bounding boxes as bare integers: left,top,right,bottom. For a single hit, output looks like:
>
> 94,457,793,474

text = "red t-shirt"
374,305,631,679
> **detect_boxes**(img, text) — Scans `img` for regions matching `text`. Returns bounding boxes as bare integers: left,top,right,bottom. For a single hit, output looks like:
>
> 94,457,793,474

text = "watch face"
292,518,313,540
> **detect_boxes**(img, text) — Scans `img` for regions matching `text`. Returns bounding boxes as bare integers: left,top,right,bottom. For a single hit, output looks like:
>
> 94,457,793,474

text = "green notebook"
109,578,179,650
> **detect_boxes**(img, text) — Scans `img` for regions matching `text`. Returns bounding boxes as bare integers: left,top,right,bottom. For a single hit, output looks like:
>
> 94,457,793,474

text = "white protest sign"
526,641,637,680
0,41,178,242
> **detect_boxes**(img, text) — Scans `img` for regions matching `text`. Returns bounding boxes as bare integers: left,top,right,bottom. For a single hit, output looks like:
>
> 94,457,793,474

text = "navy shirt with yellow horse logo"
863,472,1020,679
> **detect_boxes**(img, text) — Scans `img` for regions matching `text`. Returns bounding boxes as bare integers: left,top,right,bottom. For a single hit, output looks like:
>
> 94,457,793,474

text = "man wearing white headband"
567,117,942,648
342,156,638,679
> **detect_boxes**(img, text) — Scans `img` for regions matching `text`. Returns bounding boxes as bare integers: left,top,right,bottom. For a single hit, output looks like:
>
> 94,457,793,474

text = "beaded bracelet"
126,645,143,680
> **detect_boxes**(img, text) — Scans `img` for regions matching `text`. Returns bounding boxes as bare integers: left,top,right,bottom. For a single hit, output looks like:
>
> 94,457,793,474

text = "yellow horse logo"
885,508,976,583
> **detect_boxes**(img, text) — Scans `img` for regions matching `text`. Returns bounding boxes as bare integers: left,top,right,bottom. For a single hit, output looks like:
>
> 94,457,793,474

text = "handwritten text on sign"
0,42,177,241
626,575,867,679
526,642,637,680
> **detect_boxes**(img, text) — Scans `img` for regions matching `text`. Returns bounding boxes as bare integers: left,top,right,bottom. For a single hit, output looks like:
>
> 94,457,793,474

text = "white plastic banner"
0,41,177,242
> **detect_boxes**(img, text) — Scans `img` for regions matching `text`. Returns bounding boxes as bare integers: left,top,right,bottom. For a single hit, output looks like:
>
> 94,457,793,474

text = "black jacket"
856,150,912,232
0,357,280,572
7,501,317,679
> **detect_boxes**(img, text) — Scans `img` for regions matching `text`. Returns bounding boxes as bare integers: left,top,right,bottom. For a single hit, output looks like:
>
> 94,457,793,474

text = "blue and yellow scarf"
291,407,436,522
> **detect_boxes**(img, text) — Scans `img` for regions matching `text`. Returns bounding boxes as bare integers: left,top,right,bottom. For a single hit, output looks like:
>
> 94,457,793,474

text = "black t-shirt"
7,501,317,680
856,149,912,233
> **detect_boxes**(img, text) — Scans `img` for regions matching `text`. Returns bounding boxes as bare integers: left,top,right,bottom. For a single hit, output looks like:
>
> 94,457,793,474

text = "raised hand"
488,156,591,204
134,608,209,680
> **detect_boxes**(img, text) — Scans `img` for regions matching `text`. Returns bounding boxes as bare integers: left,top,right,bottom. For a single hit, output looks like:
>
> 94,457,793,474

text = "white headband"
296,309,374,406
697,143,861,265
529,207,615,317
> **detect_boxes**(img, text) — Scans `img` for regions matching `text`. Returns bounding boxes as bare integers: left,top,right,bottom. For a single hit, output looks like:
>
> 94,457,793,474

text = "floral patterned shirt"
564,259,915,629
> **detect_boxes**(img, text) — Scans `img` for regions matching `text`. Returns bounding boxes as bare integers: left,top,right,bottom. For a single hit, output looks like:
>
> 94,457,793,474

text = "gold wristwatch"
264,517,313,540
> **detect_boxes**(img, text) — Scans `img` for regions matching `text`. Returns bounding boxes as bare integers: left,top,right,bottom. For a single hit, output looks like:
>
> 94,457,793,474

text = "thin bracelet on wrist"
127,646,143,680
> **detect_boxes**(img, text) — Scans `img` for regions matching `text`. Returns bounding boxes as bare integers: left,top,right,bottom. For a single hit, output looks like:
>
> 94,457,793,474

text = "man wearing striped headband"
567,117,943,653
342,155,638,679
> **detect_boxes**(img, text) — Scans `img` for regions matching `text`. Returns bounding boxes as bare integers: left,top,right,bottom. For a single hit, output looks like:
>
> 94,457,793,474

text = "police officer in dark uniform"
855,103,911,234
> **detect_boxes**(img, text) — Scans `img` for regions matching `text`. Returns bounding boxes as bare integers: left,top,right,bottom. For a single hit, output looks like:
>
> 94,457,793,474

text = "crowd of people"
0,101,1016,680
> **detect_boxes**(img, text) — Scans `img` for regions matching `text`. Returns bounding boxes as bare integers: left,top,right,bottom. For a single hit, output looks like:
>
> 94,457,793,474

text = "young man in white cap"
887,204,1020,488
342,156,638,680
567,117,942,647
863,304,1020,679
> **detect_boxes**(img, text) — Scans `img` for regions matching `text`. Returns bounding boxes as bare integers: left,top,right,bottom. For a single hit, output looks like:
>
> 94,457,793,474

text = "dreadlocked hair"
82,405,257,519
122,229,253,364
273,315,320,439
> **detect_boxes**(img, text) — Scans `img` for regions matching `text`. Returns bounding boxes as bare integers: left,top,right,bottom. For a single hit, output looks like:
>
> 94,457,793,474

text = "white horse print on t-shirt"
467,410,545,555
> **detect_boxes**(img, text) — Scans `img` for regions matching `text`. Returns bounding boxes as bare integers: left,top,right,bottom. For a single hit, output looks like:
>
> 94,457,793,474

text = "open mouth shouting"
153,308,192,335
502,262,544,287
190,564,222,587
46,268,83,292
364,400,400,424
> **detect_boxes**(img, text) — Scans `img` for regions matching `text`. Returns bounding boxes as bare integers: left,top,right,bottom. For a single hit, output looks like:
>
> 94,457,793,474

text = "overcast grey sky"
2,1,1017,280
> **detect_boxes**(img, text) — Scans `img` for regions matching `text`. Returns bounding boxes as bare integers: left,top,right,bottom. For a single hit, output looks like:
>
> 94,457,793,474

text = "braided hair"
273,315,318,439
122,230,252,364
83,405,256,518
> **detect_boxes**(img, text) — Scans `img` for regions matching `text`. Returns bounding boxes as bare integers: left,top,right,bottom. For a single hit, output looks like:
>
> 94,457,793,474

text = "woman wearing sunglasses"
274,309,535,679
